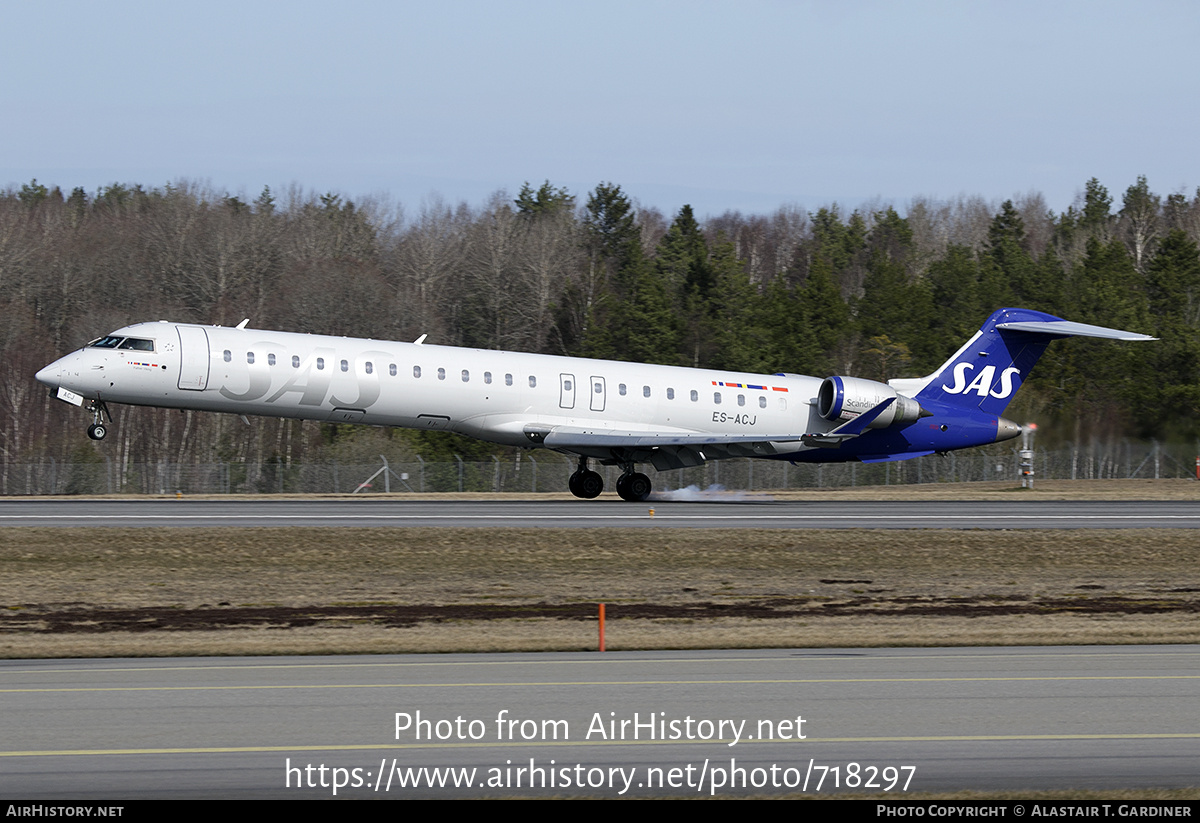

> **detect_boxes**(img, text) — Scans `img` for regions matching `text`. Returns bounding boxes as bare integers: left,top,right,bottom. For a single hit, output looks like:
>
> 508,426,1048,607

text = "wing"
522,402,898,470
525,424,804,470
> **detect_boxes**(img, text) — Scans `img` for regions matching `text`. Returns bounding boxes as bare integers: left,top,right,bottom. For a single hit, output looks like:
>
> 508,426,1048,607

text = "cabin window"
438,368,446,380
759,396,767,408
528,375,537,388
316,358,325,370
594,382,602,394
714,392,722,404
413,366,421,378
505,373,513,386
564,379,572,391
340,360,349,372
292,355,300,368
365,362,373,375
738,394,745,406
643,385,651,398
619,383,627,396
690,390,698,402
666,388,675,400
389,364,397,376
246,352,255,364
223,350,231,362
462,369,469,382
268,354,276,366
484,371,492,384
118,338,155,352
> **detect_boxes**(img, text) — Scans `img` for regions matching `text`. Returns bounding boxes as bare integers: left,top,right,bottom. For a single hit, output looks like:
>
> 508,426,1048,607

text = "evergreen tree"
798,255,849,372
579,184,678,363
705,238,769,372
1146,229,1200,324
1080,177,1114,242
655,205,710,297
982,200,1032,307
1119,175,1161,273
18,179,48,207
855,208,934,374
1127,230,1200,437
515,180,574,217
926,244,983,339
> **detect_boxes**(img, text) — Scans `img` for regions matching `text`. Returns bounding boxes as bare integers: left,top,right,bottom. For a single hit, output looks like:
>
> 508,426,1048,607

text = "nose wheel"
85,399,112,441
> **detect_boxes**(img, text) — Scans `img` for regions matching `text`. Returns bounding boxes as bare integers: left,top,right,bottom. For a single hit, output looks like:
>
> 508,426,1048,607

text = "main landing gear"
615,469,652,503
567,457,654,502
568,457,604,499
85,400,112,441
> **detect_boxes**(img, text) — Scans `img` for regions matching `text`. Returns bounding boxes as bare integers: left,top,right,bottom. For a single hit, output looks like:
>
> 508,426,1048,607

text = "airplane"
35,308,1153,501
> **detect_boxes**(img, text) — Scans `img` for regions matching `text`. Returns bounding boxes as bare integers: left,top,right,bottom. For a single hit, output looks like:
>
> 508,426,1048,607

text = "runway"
1,646,1196,798
2,498,1200,528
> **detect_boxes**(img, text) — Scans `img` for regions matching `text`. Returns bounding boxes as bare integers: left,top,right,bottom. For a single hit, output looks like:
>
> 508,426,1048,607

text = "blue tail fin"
888,308,1154,417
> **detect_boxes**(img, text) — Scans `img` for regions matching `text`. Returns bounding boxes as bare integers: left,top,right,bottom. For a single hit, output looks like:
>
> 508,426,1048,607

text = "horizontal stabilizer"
994,319,1156,341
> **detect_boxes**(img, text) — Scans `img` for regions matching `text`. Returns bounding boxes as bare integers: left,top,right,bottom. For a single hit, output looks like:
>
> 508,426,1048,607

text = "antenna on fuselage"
235,319,250,329
413,334,427,345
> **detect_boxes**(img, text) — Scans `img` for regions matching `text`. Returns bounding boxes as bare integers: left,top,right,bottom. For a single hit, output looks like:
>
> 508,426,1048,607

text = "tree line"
2,175,1198,478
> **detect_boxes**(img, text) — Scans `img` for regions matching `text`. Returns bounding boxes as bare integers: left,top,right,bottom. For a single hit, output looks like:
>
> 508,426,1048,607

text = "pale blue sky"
3,0,1197,218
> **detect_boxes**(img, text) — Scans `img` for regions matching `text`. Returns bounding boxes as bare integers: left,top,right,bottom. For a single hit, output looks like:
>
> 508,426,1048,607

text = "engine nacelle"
817,376,922,429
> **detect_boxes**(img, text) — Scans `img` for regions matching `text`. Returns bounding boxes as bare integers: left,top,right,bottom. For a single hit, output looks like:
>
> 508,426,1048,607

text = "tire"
616,472,652,502
627,472,652,502
577,470,604,499
87,423,107,441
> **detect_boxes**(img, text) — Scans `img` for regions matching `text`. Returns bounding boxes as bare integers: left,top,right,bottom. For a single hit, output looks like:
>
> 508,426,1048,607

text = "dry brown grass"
1,521,1197,658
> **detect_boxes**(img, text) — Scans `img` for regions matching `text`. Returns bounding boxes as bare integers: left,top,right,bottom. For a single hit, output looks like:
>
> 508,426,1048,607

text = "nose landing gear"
85,400,112,441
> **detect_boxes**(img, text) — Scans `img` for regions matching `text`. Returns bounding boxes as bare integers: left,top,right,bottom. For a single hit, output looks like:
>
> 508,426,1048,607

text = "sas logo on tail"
941,364,1021,399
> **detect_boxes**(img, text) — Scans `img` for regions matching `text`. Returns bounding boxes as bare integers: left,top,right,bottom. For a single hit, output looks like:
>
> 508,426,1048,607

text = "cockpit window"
89,336,124,349
118,338,155,352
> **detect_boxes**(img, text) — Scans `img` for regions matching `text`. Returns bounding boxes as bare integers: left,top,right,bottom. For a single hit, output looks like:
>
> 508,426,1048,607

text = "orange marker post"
598,603,606,652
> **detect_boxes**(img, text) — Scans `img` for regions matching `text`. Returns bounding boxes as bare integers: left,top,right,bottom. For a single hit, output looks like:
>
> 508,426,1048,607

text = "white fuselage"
37,321,827,454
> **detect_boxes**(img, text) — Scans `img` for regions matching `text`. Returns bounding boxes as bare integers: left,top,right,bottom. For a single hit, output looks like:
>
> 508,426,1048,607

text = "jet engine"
817,376,923,429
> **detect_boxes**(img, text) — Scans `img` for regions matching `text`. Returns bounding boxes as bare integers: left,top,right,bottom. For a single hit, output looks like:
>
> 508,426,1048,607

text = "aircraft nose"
35,362,61,388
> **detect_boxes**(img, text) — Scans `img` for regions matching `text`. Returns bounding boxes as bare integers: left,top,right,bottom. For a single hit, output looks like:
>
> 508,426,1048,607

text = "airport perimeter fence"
4,440,1196,496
